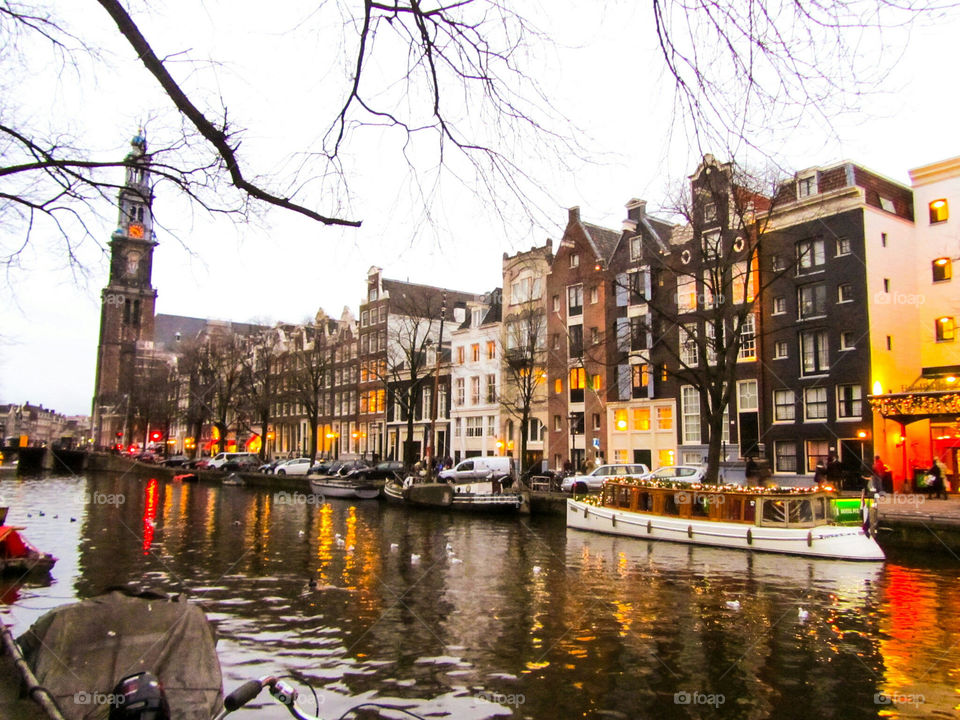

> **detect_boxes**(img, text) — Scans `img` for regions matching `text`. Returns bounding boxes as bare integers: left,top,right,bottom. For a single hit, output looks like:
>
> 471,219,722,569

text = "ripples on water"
0,473,957,719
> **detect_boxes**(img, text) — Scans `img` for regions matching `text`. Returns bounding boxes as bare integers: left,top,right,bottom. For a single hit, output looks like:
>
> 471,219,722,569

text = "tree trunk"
519,408,530,479
259,411,269,461
309,409,319,463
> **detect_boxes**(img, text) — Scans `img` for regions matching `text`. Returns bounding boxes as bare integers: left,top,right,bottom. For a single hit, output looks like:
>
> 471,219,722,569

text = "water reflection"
0,473,957,719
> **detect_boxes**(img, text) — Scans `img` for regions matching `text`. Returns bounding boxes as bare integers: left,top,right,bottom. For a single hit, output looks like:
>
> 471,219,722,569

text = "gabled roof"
382,278,485,317
582,222,621,264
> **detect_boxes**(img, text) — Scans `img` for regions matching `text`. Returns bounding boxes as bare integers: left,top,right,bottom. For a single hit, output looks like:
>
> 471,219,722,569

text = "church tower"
91,134,158,447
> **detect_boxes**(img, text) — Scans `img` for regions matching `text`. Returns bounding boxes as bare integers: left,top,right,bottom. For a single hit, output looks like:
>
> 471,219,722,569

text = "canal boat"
0,525,57,575
384,478,529,513
566,480,884,561
309,476,381,500
221,473,245,486
172,472,199,483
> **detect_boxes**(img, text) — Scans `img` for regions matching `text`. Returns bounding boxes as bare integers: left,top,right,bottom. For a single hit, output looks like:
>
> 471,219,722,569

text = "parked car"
161,455,190,467
258,460,281,474
438,456,515,483
561,463,650,493
133,451,159,464
349,461,404,482
275,457,313,476
307,460,335,476
335,460,372,478
222,455,261,472
639,465,706,484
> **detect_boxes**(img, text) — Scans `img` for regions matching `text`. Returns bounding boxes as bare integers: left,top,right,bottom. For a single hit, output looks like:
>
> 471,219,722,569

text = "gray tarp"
18,590,222,720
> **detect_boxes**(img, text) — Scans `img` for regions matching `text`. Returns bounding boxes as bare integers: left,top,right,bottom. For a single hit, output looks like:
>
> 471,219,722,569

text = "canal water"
1,472,957,719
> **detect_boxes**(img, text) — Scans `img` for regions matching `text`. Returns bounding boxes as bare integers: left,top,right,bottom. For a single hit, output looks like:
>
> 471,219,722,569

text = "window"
569,324,583,357
360,310,369,327
774,441,797,473
879,197,895,213
614,409,628,431
657,406,673,430
681,386,700,444
773,296,786,314
568,285,583,316
471,343,480,362
929,198,949,223
738,380,758,411
633,407,651,430
379,306,387,323
933,258,952,282
883,278,890,293
487,416,497,437
487,340,496,359
592,413,601,431
774,340,789,359
936,316,956,342
738,314,756,360
569,367,586,402
551,333,560,351
836,237,851,256
837,283,854,303
773,389,795,422
886,335,892,350
590,286,599,304
797,174,817,198
881,232,888,247
470,376,481,405
806,439,829,473
630,235,642,260
570,412,584,434
840,331,856,350
591,373,602,391
771,254,785,271
798,284,827,318
554,378,563,394
457,346,465,364
800,330,829,375
837,384,862,418
552,295,560,313
631,363,649,398
676,276,697,312
486,374,497,403
554,415,562,431
797,238,825,271
804,387,828,421
466,417,484,437
680,324,698,367
570,253,580,268
472,309,484,327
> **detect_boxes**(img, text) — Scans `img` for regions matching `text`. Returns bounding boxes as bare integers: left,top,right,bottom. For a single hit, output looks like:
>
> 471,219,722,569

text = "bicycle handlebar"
217,676,318,720
224,678,271,711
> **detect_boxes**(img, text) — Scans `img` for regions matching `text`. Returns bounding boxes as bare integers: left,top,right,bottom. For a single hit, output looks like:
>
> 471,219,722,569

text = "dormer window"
629,235,642,261
797,174,817,199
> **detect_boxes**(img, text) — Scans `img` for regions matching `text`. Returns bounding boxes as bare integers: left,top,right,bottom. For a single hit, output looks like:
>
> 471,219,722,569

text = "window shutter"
617,364,631,400
616,318,629,353
615,273,628,306
642,268,652,300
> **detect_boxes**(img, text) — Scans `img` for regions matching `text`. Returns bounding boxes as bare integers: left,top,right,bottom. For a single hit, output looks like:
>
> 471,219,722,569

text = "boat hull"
309,478,381,499
384,480,526,512
566,499,884,561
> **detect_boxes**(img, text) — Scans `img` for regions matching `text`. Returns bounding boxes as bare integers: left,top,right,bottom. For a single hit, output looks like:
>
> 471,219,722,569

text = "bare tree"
238,328,283,461
128,358,177,447
501,305,548,477
283,323,335,463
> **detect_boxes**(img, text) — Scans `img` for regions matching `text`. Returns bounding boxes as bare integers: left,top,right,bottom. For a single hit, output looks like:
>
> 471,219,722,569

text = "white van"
207,452,259,469
438,456,515,483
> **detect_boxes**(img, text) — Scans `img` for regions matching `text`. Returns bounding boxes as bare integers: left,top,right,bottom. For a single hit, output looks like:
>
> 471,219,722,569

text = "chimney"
568,206,580,223
625,198,646,223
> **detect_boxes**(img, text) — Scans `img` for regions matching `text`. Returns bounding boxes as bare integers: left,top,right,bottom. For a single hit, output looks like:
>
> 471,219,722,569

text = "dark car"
307,460,334,476
161,455,190,467
223,456,260,472
336,460,371,478
258,460,280,474
134,451,159,464
347,461,404,481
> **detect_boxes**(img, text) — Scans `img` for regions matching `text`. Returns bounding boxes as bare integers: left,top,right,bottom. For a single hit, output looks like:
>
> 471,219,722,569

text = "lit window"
591,374,602,390
657,406,672,430
554,378,563,394
935,316,955,342
457,346,464,364
569,367,585,402
614,409,628,431
633,407,650,431
929,198,949,223
933,258,952,282
471,343,480,362
487,340,496,359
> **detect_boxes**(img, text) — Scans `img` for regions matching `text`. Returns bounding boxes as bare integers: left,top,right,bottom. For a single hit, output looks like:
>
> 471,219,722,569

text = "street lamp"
568,412,579,472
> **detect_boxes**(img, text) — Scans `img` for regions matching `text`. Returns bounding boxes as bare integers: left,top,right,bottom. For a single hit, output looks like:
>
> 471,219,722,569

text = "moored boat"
221,473,245,486
567,479,884,561
172,472,198,483
0,526,57,575
308,476,381,499
384,478,529,513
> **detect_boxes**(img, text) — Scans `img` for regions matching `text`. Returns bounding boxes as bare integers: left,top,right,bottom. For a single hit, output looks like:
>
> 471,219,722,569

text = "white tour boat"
566,479,884,561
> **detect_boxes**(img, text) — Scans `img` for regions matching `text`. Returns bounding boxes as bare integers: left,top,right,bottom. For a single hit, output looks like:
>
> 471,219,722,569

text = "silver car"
561,463,650,493
639,465,706,484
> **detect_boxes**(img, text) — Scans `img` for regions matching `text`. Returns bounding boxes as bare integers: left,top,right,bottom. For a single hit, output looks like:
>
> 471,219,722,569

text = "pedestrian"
814,460,827,487
928,459,948,500
871,455,887,495
745,457,758,485
826,453,843,490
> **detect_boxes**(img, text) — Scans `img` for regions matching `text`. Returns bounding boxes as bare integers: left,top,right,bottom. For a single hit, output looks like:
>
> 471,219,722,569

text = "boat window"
691,493,710,517
789,499,814,524
725,497,743,521
663,492,679,515
813,497,826,521
744,499,757,523
637,492,653,512
761,499,787,526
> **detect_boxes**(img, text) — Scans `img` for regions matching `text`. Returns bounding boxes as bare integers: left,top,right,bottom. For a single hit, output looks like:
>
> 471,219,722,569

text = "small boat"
309,476,381,499
172,472,199,483
0,525,57,575
384,478,529,513
566,479,884,561
221,473,245,486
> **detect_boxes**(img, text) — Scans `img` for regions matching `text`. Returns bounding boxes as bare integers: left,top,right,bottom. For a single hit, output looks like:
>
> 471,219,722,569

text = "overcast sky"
3,1,959,416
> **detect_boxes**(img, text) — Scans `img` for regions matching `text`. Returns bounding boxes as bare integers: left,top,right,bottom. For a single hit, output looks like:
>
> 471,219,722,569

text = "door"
633,449,652,467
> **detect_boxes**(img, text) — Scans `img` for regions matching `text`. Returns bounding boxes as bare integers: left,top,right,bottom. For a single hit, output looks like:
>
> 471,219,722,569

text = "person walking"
929,459,948,500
